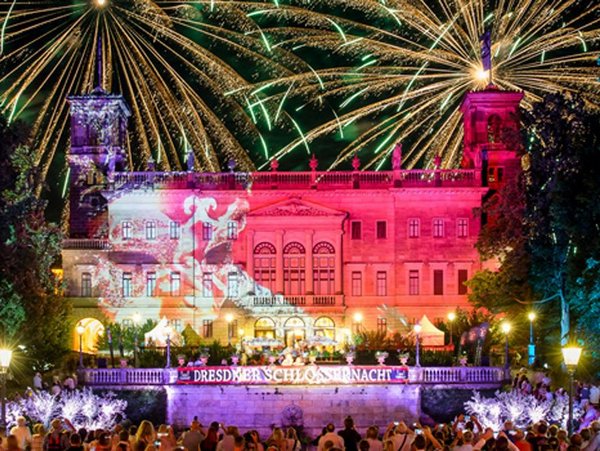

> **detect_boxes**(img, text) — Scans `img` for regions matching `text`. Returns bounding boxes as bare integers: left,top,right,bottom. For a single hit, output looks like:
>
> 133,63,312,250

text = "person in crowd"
134,421,156,451
232,437,244,451
32,424,47,451
156,425,176,451
10,416,32,451
44,418,74,451
266,428,286,451
338,416,361,451
200,423,220,451
318,424,344,451
285,428,300,451
383,422,414,451
6,436,22,451
365,427,382,451
216,426,239,451
512,430,532,451
182,419,205,451
66,434,84,451
114,431,130,451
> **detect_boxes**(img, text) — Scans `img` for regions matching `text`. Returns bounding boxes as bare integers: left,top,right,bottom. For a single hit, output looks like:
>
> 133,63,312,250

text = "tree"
469,93,600,364
0,116,70,371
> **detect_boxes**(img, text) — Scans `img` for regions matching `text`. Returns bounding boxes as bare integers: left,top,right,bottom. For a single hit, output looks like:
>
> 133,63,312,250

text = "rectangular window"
81,273,92,297
202,223,213,241
227,272,239,298
146,272,157,297
433,218,445,238
351,221,362,240
377,317,387,335
409,270,419,295
227,221,238,240
458,269,469,295
457,218,469,238
497,167,504,183
376,271,387,296
169,221,181,240
145,221,157,240
170,272,181,296
433,269,444,295
202,320,213,338
376,221,387,239
351,271,362,296
408,218,420,238
202,272,212,298
488,167,496,183
122,272,132,297
122,221,132,240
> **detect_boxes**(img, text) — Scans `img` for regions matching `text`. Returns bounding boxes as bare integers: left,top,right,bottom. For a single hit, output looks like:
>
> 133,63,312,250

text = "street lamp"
447,312,456,347
528,312,536,366
562,345,582,435
76,322,85,369
501,322,511,371
353,312,363,334
165,325,172,369
414,323,422,368
0,348,13,435
132,313,142,368
225,314,234,346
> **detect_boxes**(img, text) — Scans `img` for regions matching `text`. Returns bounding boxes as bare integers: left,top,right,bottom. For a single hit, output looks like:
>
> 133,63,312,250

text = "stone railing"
248,295,342,307
111,169,480,191
63,239,112,250
79,366,504,386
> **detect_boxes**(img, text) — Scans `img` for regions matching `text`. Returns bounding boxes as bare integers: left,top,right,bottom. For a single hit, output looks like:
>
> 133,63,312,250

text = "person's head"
191,420,201,431
503,421,513,431
210,422,219,431
16,416,26,427
323,441,334,451
286,428,297,440
581,429,591,441
548,425,559,437
513,430,525,441
6,435,19,450
344,417,355,429
412,435,426,451
271,428,283,441
33,423,46,436
359,440,370,451
119,431,129,443
326,423,335,433
51,418,63,432
537,423,548,436
136,420,156,443
234,436,245,450
129,425,137,437
226,426,240,438
570,434,583,447
99,432,112,448
366,426,378,440
158,425,168,435
70,433,82,446
462,431,474,444
495,436,509,451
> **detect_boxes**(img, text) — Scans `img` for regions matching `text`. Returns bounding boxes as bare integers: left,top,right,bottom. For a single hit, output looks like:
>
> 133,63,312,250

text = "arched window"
284,316,306,346
253,242,276,293
314,316,335,339
283,242,305,295
313,242,335,295
254,317,276,339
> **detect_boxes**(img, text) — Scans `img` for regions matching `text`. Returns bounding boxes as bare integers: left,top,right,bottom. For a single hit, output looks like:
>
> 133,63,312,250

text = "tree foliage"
0,116,70,371
468,93,600,371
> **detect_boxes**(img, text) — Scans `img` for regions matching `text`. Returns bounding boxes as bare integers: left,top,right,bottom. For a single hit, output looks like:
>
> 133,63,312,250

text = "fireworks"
242,0,600,169
0,1,306,186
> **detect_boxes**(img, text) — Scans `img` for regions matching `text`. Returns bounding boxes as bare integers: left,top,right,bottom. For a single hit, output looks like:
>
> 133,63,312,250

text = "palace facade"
62,84,523,351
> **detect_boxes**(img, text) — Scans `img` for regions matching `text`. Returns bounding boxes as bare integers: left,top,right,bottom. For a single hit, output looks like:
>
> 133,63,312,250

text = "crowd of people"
1,413,599,451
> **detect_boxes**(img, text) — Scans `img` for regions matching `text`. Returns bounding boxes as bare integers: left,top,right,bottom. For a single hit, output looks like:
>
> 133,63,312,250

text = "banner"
177,365,410,385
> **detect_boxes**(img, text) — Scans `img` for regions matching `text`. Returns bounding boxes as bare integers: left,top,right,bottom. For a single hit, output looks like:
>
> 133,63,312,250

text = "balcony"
63,239,112,250
248,295,342,308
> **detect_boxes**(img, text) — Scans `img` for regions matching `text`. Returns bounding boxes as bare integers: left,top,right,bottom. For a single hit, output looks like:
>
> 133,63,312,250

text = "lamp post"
165,325,172,369
225,313,234,346
501,322,511,371
353,312,363,334
76,322,85,369
414,323,422,367
0,348,13,435
528,312,536,366
562,346,582,435
133,313,141,368
447,312,456,347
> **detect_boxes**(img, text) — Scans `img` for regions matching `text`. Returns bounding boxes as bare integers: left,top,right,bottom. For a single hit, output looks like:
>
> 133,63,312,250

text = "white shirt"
10,425,32,450
317,432,344,451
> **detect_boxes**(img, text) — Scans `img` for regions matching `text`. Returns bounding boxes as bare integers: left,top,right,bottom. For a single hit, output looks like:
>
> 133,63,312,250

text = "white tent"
144,317,182,346
417,315,445,346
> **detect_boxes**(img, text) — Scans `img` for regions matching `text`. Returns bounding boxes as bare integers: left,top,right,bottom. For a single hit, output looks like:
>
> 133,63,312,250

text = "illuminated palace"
63,84,523,351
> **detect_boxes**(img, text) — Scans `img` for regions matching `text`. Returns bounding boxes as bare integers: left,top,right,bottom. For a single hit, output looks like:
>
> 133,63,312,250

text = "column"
305,230,314,295
275,230,284,294
335,231,343,294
